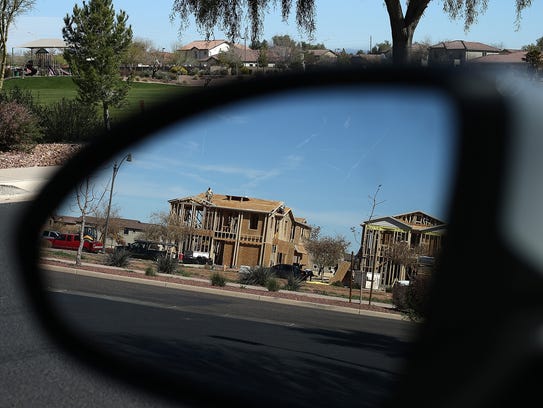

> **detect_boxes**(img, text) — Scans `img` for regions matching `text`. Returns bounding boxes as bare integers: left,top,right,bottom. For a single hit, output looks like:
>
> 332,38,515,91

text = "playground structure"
13,38,71,77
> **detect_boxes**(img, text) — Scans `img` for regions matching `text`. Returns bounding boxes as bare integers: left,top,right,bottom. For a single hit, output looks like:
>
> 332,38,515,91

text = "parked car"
41,230,61,248
50,233,103,253
269,263,310,280
42,230,61,240
182,250,211,264
118,240,175,261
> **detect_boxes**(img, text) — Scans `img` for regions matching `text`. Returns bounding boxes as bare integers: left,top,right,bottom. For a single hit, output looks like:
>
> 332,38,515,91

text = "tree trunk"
76,218,86,266
0,43,7,91
384,0,429,65
103,102,111,131
390,26,413,65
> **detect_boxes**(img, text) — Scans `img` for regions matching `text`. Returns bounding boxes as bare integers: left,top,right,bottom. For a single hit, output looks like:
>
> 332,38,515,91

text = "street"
46,269,415,408
1,202,180,407
2,201,416,407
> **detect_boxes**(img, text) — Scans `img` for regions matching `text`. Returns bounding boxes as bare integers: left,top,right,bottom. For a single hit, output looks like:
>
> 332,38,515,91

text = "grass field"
3,76,193,119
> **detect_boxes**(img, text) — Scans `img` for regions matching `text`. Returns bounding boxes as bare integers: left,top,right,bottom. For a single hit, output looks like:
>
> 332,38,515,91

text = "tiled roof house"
428,40,501,66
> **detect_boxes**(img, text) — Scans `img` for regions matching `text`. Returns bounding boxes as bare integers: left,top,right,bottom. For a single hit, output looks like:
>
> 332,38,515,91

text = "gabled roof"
363,211,446,232
179,40,228,51
170,192,288,214
230,43,260,62
430,40,501,52
51,215,151,230
306,49,337,57
18,38,68,49
468,50,528,64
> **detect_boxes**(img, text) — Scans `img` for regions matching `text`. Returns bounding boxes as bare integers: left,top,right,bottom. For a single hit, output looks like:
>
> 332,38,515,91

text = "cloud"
296,133,318,149
216,114,249,125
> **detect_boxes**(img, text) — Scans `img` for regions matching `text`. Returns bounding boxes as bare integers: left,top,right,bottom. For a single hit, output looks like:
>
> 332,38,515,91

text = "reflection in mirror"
39,87,455,406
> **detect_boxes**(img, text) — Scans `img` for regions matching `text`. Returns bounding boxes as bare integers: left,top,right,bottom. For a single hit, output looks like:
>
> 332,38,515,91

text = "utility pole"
102,153,132,252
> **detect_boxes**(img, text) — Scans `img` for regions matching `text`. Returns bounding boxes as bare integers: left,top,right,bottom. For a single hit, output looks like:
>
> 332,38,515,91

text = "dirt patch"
0,143,83,169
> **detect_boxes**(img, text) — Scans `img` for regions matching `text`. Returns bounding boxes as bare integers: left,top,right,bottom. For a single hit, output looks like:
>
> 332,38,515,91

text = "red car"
50,233,103,253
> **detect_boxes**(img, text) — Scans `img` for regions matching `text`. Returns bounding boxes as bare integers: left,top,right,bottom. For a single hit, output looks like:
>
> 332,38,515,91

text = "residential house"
428,40,501,66
178,40,260,70
46,215,151,249
178,40,230,61
168,191,312,268
467,49,530,73
303,49,338,66
357,211,446,288
230,43,260,67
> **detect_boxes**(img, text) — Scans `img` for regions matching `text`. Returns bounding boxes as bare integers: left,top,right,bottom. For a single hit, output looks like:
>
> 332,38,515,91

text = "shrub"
210,272,226,287
105,249,131,267
239,266,274,287
38,98,102,142
392,283,409,310
0,86,39,112
0,101,42,151
170,65,188,75
283,275,303,291
266,278,280,292
145,266,156,276
176,268,191,277
156,256,177,274
392,275,431,321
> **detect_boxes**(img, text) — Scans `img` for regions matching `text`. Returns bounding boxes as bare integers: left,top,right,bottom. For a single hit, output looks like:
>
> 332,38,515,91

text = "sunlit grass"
3,76,193,119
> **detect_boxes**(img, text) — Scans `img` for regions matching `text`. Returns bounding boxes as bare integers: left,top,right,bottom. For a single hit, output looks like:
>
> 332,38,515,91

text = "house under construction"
168,191,312,268
358,211,446,287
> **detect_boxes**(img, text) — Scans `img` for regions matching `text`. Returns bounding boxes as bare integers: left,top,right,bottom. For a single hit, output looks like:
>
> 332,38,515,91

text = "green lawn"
3,76,193,119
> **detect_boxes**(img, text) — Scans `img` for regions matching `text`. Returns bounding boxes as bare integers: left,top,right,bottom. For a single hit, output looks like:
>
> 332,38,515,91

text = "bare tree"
74,177,105,265
383,240,428,280
92,203,122,245
303,226,350,281
360,185,385,306
142,211,192,246
0,0,36,90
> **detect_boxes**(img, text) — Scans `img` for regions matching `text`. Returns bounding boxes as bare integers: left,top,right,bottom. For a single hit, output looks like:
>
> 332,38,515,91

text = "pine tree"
63,0,133,131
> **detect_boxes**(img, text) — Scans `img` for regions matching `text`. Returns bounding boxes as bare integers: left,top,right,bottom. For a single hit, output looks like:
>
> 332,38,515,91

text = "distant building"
357,211,446,288
178,40,231,61
428,40,501,66
304,49,338,65
169,191,312,268
467,49,530,70
46,215,151,249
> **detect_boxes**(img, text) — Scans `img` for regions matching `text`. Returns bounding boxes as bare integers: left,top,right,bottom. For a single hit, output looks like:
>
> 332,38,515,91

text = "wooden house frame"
169,191,311,268
358,211,446,287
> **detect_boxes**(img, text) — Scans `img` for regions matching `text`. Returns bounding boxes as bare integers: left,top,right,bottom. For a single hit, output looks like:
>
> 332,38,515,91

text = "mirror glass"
39,86,456,406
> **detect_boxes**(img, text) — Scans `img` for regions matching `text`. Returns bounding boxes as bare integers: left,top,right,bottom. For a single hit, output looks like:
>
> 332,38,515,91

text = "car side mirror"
16,67,541,408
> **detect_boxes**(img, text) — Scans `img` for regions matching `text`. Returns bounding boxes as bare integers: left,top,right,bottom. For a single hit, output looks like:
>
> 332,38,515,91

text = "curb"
43,260,406,321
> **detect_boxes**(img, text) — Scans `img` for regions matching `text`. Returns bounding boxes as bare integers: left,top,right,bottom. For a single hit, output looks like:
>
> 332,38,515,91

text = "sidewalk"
0,166,59,203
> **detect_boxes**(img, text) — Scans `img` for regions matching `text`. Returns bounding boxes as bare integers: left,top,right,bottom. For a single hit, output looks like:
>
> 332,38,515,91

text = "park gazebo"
16,38,69,76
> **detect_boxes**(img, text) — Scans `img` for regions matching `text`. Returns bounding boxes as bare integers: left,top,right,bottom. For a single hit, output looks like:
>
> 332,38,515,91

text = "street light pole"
102,153,132,252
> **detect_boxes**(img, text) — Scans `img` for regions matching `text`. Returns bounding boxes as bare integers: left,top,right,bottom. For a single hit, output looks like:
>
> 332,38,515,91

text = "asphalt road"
1,202,180,407
3,202,416,407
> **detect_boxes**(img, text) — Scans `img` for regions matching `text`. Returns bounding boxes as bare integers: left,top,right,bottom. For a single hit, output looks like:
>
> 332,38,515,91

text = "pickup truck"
50,233,104,253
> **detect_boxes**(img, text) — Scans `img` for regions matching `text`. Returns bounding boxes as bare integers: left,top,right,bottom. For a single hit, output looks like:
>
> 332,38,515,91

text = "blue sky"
60,88,456,253
7,0,543,52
